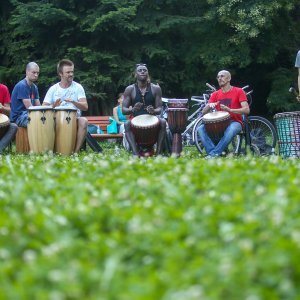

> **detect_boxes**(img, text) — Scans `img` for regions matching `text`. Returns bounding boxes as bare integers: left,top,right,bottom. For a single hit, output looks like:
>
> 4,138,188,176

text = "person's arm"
0,103,11,116
147,84,162,115
113,106,122,124
221,101,250,115
65,97,88,111
22,98,33,109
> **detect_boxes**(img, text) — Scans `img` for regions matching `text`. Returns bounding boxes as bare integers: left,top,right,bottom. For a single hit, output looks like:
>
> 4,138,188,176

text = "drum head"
28,105,53,111
54,106,77,111
203,111,230,121
131,114,159,127
0,113,9,125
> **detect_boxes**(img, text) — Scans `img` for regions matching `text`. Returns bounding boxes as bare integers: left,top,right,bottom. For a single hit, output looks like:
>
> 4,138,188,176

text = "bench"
86,116,123,140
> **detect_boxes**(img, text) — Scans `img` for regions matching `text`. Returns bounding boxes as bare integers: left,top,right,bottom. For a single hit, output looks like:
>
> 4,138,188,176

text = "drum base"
138,146,155,157
171,133,183,157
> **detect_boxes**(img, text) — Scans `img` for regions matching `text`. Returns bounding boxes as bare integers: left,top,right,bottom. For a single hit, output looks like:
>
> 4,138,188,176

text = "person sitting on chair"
198,70,250,158
122,63,166,156
0,83,18,154
113,93,127,133
10,62,41,127
43,59,88,153
295,50,300,101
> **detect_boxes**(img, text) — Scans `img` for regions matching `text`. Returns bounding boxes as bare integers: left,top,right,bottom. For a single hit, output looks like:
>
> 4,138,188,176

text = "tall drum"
27,106,55,153
274,111,300,158
54,107,77,155
167,99,188,156
131,114,160,157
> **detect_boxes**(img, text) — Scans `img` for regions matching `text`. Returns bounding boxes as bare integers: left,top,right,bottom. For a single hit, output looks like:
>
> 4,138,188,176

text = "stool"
16,127,30,153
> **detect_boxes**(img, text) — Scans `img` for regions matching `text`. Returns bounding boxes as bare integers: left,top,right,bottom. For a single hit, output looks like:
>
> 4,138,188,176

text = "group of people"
1,51,300,156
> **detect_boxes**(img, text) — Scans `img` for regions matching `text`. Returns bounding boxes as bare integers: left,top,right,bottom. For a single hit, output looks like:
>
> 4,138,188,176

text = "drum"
0,113,10,139
202,111,231,142
274,112,300,158
27,106,55,153
167,99,189,156
131,114,160,156
54,107,77,155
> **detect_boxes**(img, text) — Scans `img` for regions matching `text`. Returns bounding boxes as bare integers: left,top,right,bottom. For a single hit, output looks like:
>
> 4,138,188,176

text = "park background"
1,1,300,299
0,0,300,116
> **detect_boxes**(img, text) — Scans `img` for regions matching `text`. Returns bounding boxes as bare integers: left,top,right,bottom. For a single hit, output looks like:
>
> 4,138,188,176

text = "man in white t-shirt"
43,59,88,153
295,50,300,101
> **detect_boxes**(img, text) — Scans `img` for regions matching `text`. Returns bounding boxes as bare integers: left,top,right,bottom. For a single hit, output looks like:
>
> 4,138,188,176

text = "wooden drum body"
54,107,77,155
0,113,10,139
274,111,300,158
131,114,160,156
27,106,55,153
167,99,189,156
202,111,231,142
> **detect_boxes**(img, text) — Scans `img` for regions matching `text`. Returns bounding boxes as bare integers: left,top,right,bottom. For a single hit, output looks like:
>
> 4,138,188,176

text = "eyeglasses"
137,68,148,73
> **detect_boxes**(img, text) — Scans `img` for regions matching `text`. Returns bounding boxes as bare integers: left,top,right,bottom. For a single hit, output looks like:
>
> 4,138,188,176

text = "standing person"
295,50,300,100
43,59,88,153
113,93,127,133
122,63,166,156
10,62,41,127
198,70,250,158
0,83,18,153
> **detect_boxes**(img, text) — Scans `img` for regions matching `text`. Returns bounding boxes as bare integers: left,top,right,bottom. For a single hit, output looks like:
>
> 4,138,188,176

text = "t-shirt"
0,84,10,105
10,79,39,122
295,50,300,68
208,86,248,124
44,81,86,117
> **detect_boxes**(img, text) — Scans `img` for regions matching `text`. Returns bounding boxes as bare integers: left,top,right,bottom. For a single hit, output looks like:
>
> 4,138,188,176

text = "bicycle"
191,84,277,156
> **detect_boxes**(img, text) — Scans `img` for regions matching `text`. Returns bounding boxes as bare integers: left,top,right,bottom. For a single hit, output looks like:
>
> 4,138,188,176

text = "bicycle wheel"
246,116,277,155
192,117,241,155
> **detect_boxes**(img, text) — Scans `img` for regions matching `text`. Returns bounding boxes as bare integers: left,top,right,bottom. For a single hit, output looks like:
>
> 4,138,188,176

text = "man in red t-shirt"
198,70,250,158
0,83,18,153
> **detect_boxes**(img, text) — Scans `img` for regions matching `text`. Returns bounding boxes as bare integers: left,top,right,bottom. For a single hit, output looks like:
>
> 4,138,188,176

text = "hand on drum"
53,98,62,108
64,98,74,104
220,104,231,112
146,105,155,115
132,102,143,113
208,102,219,110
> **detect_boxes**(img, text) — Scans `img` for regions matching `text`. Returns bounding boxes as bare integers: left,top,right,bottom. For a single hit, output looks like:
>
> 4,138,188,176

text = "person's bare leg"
74,117,88,153
124,121,139,156
156,118,166,155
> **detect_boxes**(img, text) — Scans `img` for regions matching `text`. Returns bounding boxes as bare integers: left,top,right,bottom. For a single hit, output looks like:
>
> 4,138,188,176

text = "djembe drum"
54,107,77,155
0,113,10,139
27,106,55,153
202,111,231,142
167,99,188,156
131,114,160,157
274,111,300,158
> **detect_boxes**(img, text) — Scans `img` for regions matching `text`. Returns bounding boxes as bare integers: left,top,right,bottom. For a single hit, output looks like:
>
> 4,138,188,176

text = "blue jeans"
15,111,29,127
0,123,18,153
198,121,242,156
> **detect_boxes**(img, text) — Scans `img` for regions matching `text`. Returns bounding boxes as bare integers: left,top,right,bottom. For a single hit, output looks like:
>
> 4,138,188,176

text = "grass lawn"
0,144,299,299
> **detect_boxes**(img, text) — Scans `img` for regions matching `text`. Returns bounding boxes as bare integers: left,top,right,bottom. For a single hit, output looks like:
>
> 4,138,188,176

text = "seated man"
43,59,88,154
10,62,41,127
122,64,166,156
0,83,17,153
198,70,250,158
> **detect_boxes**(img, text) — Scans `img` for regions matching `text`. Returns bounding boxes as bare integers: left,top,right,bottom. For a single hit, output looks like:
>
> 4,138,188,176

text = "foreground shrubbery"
0,147,300,299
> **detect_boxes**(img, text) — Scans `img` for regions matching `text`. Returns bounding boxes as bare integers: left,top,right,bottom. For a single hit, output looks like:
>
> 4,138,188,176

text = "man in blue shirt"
10,62,41,127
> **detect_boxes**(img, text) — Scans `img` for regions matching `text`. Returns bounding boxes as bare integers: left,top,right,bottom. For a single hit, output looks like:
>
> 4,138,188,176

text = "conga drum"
131,114,160,156
54,107,77,155
27,106,55,153
274,112,300,158
202,111,231,142
167,99,189,156
0,113,10,139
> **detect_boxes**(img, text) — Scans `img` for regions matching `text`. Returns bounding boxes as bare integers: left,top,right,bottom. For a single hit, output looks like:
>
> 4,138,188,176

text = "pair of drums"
27,106,77,155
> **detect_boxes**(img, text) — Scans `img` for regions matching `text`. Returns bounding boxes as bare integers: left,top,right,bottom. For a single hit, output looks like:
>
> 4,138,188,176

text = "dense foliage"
0,148,300,299
0,0,300,114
